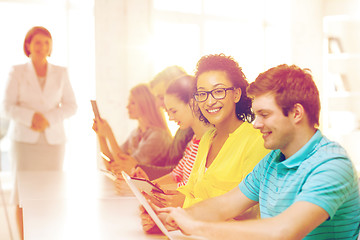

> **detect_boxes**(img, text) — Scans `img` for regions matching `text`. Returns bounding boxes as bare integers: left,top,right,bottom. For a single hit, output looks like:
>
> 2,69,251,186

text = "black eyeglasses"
194,87,235,102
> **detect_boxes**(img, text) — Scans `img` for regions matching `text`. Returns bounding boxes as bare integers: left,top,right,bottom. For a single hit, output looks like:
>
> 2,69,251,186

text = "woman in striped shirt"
131,74,212,206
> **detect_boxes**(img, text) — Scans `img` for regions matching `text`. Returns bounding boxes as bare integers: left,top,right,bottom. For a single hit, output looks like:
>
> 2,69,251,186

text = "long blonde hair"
130,84,169,131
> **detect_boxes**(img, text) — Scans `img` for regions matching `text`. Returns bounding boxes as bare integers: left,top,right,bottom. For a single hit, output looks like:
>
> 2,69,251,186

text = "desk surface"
22,198,165,240
17,171,202,240
17,171,123,204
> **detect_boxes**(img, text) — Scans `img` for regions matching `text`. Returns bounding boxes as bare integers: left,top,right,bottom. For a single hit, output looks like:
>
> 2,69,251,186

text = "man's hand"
162,207,200,236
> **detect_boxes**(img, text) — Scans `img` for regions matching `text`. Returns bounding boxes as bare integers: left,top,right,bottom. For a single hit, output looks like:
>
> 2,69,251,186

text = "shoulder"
144,127,171,138
305,135,351,171
233,122,262,140
11,62,28,71
174,128,194,140
48,63,68,73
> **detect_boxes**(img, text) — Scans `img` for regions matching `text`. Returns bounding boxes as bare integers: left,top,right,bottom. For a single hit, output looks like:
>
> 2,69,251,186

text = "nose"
253,117,263,129
168,113,175,121
205,93,217,106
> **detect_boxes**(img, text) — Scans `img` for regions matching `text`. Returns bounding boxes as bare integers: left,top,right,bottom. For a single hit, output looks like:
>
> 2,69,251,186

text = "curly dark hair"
194,53,255,124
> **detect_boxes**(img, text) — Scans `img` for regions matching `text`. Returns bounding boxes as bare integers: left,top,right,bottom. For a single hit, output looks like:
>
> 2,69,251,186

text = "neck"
214,116,243,138
191,117,213,140
31,57,47,67
138,119,149,133
31,58,47,77
282,127,317,159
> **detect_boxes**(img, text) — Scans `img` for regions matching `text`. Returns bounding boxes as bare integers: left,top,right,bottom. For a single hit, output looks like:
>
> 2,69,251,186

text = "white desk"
17,171,122,205
17,171,202,240
22,198,166,240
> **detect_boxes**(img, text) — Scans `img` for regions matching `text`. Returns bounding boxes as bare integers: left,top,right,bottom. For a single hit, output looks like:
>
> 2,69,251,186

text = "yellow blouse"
177,122,269,208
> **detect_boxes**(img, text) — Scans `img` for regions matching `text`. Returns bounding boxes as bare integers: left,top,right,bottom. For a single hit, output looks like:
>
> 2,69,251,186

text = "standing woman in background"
2,26,77,199
2,26,77,237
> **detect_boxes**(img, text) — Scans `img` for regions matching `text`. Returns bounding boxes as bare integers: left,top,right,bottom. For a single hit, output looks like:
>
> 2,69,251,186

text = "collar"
278,130,323,168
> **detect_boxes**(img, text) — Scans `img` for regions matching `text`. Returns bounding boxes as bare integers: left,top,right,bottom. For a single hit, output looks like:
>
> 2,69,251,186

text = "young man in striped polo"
157,64,360,239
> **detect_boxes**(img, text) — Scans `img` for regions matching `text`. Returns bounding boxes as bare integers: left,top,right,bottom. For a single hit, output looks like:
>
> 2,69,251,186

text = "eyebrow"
254,109,271,115
197,83,228,90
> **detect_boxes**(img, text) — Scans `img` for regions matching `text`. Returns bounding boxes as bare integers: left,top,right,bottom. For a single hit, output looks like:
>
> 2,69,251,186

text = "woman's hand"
139,205,162,233
31,112,49,132
131,167,149,179
113,177,133,196
92,118,111,137
112,153,138,174
151,189,185,208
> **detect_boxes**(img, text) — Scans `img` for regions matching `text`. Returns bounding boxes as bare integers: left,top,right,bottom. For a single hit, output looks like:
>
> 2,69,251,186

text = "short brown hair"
23,26,52,57
247,64,321,127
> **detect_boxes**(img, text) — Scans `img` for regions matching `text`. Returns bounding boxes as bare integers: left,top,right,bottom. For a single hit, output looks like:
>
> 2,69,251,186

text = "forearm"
106,130,124,155
137,165,174,181
187,201,328,240
185,188,256,222
97,135,113,159
193,217,290,240
154,173,176,186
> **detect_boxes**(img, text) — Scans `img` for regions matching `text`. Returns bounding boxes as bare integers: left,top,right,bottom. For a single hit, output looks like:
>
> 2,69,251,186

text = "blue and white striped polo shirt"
239,130,360,239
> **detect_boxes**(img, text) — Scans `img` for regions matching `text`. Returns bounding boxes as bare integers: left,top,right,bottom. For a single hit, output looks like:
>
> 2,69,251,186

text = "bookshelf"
323,15,360,173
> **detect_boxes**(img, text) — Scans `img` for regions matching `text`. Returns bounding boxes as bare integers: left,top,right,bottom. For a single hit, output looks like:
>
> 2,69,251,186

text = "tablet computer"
99,169,117,181
90,100,101,119
131,177,165,194
122,171,205,240
121,171,174,240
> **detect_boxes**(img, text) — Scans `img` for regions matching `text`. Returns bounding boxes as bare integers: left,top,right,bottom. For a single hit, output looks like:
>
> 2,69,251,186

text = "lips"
206,107,221,114
261,131,271,139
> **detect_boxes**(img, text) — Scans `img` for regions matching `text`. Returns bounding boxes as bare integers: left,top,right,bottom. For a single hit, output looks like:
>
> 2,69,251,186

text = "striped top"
170,136,200,187
239,130,360,239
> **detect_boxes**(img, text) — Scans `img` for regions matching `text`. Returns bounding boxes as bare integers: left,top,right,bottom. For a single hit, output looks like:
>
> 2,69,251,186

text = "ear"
234,88,241,103
189,98,195,109
291,103,305,124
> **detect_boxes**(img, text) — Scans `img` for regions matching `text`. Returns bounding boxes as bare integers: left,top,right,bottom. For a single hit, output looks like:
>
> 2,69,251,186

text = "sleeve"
170,139,193,182
239,154,270,202
120,131,133,155
295,157,357,218
2,66,34,127
176,144,203,207
167,128,193,165
131,129,171,165
43,68,77,126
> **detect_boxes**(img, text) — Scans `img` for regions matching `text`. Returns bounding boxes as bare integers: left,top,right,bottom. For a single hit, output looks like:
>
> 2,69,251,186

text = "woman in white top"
2,26,77,202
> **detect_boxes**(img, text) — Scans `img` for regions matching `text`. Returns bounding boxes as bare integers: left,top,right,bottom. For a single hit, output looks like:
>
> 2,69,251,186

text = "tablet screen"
131,177,165,194
121,171,174,240
90,100,101,119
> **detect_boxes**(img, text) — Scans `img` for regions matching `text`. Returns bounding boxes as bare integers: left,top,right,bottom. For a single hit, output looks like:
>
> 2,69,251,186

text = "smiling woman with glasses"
173,53,270,212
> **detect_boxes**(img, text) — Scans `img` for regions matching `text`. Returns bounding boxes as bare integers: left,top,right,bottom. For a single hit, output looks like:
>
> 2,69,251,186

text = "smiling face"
196,70,240,127
27,33,52,61
164,94,193,129
252,93,295,153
